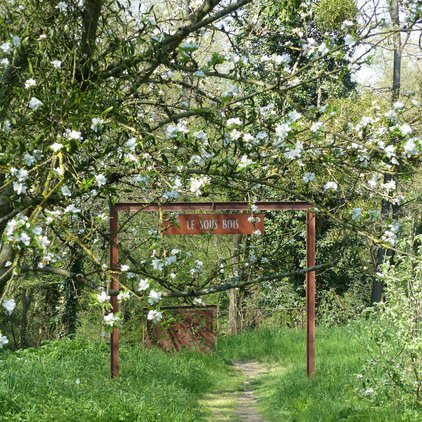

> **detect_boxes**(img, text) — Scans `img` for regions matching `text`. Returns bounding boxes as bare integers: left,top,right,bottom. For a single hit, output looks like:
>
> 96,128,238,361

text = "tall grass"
0,325,419,421
217,326,419,421
0,338,226,421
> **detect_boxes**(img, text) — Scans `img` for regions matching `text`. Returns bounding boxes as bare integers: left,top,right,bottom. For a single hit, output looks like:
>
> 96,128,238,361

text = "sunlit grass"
0,325,419,421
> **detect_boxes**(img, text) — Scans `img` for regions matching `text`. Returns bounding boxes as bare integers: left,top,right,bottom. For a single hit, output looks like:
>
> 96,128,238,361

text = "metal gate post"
306,211,316,377
110,206,120,377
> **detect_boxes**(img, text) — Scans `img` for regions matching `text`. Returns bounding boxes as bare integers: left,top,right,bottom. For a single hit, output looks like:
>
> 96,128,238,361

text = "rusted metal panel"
115,201,313,212
145,306,216,352
306,211,316,378
163,213,264,235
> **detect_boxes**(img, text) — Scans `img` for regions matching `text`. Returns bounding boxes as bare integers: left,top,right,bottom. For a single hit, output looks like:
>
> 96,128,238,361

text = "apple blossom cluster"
3,214,50,251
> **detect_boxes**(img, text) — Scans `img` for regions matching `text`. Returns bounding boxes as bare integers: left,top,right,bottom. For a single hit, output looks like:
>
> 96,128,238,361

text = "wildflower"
0,42,13,54
29,97,43,110
65,129,83,141
193,297,205,306
51,60,62,69
303,172,315,183
120,264,129,272
24,79,36,89
91,117,105,132
51,142,63,152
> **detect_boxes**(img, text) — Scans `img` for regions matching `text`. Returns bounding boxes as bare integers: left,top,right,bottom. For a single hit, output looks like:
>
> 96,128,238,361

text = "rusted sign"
145,306,216,353
163,213,264,235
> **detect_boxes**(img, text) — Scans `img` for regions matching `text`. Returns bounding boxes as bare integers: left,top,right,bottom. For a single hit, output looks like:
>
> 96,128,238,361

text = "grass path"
201,361,280,421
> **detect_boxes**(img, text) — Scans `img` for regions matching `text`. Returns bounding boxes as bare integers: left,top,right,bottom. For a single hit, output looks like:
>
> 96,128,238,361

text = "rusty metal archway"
110,202,316,378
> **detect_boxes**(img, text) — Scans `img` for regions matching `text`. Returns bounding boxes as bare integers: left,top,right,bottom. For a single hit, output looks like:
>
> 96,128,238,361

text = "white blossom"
64,204,80,214
193,297,205,306
227,117,242,127
120,264,130,272
56,2,68,12
324,181,338,191
344,34,356,47
148,290,162,305
117,291,130,301
398,124,412,136
104,312,119,327
0,334,9,348
51,142,63,152
275,123,291,140
393,101,404,110
61,185,72,196
310,121,325,133
97,291,110,303
318,42,329,56
403,138,419,157
287,110,302,122
2,299,16,315
13,181,26,195
238,155,254,168
147,310,163,323
189,176,210,196
95,174,107,187
23,153,35,166
138,278,150,291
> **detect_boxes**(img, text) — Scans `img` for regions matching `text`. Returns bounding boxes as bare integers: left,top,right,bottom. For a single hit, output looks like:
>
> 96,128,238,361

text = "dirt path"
201,361,273,421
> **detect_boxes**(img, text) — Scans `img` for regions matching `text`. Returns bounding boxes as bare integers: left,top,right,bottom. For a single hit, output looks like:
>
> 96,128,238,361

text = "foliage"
359,254,422,408
219,326,420,421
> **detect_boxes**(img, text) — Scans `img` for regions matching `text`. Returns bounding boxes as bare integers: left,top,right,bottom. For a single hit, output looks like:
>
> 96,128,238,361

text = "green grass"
217,326,420,421
0,338,227,421
0,325,419,421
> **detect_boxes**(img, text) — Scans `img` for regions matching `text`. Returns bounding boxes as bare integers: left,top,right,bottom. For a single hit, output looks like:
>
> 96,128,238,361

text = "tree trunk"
61,255,83,337
372,0,402,303
228,235,242,335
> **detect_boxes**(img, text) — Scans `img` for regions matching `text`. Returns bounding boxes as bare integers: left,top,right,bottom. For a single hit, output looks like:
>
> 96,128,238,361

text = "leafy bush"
359,254,422,410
